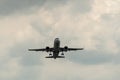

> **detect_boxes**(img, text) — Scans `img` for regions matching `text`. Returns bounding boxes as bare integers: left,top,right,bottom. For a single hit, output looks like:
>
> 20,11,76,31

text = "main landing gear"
49,52,52,56
49,52,64,56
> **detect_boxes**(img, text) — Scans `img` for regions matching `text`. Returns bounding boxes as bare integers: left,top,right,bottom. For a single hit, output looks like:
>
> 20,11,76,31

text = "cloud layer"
0,0,120,80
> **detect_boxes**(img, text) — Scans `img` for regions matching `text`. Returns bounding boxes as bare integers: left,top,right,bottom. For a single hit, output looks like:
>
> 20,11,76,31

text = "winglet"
28,49,33,51
80,48,84,50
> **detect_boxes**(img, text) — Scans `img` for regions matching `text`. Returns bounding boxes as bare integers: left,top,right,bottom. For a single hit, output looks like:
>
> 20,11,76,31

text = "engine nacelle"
64,46,68,52
46,46,50,52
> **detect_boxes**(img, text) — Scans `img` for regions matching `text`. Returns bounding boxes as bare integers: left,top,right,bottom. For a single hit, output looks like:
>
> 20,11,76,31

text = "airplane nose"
54,38,60,43
55,38,60,41
56,38,59,40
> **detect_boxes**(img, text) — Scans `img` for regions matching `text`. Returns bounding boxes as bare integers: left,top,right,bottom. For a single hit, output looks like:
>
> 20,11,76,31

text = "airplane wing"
28,48,53,52
67,48,84,51
60,48,84,52
28,48,46,51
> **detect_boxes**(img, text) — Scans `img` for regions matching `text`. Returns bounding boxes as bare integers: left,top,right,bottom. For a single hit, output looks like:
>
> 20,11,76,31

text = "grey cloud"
101,14,120,26
67,50,113,65
101,14,120,48
112,53,120,64
69,0,93,14
0,0,93,16
9,40,43,66
31,22,53,37
14,66,42,80
0,0,68,16
0,0,46,15
43,0,68,9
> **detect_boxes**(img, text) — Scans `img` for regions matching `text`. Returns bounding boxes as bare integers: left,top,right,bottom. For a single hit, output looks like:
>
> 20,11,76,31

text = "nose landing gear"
61,52,64,55
49,53,52,56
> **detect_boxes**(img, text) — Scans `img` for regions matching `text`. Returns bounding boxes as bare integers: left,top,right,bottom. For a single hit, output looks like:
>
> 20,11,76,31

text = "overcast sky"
0,0,120,80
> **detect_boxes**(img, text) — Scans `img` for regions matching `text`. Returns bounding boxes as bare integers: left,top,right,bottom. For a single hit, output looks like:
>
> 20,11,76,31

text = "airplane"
28,38,84,59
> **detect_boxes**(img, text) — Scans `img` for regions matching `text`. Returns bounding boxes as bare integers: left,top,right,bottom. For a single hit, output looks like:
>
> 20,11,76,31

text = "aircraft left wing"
28,48,53,52
29,49,46,51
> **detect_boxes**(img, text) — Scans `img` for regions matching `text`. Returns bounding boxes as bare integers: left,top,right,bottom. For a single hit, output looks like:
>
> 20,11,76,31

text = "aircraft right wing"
59,47,84,52
67,48,84,51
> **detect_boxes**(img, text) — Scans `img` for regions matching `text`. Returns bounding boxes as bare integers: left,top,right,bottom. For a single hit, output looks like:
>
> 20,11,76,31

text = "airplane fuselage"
53,38,60,59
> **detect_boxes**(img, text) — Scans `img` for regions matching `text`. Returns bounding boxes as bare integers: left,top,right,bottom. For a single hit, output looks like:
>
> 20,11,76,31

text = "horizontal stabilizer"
45,56,54,58
57,56,65,58
45,56,65,58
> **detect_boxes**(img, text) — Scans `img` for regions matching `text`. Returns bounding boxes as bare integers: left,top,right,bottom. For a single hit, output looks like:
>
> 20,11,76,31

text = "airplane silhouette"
29,38,84,59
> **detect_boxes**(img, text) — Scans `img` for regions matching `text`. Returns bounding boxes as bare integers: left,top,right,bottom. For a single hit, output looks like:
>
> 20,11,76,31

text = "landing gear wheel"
49,53,52,56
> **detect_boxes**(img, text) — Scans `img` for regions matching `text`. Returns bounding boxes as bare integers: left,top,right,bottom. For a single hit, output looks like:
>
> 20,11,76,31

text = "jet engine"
46,46,50,52
64,46,68,52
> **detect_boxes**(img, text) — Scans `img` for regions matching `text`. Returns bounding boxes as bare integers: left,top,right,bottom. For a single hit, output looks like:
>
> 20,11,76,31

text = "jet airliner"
29,38,84,59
